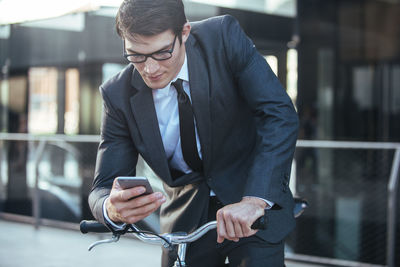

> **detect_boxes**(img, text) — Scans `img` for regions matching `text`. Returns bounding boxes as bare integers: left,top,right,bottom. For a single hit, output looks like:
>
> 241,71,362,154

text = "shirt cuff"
103,197,127,230
243,196,275,210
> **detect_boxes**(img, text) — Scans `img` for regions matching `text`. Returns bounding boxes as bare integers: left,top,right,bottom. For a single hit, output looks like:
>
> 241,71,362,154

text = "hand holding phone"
106,176,165,224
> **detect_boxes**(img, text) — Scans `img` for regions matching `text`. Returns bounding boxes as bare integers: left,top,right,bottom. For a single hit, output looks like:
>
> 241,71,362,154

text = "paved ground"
0,219,321,267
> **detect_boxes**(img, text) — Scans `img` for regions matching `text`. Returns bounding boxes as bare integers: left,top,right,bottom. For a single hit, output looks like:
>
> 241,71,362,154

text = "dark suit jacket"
89,15,299,243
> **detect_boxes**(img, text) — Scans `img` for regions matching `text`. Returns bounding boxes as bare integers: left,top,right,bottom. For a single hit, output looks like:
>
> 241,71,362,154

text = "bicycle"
80,198,308,267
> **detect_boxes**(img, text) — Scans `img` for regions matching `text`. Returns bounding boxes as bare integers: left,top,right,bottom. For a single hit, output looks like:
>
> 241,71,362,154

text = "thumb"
112,178,122,190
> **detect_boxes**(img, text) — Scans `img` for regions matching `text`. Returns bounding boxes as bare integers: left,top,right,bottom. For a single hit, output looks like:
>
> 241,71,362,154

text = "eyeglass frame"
123,35,178,63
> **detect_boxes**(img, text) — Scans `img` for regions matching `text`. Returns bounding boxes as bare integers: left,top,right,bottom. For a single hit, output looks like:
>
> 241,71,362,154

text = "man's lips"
148,73,163,81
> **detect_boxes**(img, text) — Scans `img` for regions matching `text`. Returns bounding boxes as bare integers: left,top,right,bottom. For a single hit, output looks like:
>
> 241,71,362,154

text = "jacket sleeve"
220,15,299,207
88,86,138,225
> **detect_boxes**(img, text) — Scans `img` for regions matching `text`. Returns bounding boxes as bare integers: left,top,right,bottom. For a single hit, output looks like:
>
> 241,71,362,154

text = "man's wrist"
242,196,267,209
242,196,274,210
103,197,126,230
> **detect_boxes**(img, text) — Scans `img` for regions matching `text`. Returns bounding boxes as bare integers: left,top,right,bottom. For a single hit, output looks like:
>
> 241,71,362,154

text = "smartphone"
116,176,153,195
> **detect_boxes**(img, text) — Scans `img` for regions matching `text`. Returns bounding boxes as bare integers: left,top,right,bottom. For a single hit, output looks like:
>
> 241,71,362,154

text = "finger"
120,197,164,222
216,210,226,243
244,227,258,237
111,187,145,204
123,186,147,200
112,192,165,216
128,194,166,215
108,191,126,205
224,213,238,241
124,198,166,223
126,213,148,224
233,220,244,239
112,195,165,224
242,221,258,237
128,192,165,208
242,214,261,237
112,178,122,190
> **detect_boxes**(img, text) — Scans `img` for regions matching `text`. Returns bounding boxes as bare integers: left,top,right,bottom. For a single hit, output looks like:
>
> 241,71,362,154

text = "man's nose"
143,57,160,74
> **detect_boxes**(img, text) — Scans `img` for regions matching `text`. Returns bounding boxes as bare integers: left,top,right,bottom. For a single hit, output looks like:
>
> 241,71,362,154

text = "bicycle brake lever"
88,234,120,251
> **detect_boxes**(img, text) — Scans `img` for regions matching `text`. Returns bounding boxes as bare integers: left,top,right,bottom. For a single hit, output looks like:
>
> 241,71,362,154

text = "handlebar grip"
80,220,110,234
251,214,267,230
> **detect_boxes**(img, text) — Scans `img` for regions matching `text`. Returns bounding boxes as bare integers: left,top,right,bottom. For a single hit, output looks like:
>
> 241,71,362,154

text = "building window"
65,68,79,134
28,67,58,134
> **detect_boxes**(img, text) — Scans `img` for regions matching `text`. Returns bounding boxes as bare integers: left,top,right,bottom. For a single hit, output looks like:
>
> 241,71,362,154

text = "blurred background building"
0,0,399,266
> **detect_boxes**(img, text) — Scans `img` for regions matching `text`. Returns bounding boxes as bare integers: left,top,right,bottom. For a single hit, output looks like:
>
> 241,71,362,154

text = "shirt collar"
174,54,189,83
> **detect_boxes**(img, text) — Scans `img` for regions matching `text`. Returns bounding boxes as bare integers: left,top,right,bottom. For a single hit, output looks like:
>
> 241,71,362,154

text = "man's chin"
144,78,169,90
144,78,169,89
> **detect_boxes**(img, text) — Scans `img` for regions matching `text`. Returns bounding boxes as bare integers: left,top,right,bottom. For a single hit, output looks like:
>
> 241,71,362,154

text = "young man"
89,0,299,266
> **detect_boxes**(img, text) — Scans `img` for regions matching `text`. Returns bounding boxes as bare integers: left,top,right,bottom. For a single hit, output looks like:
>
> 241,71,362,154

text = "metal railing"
0,133,100,228
294,140,400,267
0,133,399,267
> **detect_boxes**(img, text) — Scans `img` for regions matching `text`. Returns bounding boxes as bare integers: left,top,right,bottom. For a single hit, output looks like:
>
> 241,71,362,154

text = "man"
89,0,299,266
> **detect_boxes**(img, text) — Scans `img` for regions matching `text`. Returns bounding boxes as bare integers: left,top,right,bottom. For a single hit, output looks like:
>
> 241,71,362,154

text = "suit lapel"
186,36,212,173
129,69,173,184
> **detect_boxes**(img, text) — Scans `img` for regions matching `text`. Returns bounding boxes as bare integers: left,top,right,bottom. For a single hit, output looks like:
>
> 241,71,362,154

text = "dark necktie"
172,79,203,172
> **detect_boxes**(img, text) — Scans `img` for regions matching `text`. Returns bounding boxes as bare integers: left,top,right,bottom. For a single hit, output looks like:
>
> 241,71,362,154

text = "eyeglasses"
123,35,178,63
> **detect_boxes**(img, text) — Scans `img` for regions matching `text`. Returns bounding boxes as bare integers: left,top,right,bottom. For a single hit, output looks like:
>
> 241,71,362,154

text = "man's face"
124,24,191,90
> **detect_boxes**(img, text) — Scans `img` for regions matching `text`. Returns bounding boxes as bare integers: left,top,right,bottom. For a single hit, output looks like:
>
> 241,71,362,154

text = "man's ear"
181,22,191,43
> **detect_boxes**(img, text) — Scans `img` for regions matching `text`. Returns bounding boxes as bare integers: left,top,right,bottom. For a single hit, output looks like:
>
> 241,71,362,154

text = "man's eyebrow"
126,43,172,55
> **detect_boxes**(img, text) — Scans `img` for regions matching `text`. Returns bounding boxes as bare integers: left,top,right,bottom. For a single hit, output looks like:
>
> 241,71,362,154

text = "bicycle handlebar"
80,214,266,234
80,220,109,234
80,214,267,249
81,198,308,252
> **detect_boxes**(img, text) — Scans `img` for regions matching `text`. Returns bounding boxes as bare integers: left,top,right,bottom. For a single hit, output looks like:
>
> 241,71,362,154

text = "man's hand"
106,178,166,224
216,197,267,243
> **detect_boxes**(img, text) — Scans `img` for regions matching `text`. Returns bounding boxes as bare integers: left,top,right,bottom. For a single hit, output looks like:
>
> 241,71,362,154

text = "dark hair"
116,0,187,42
